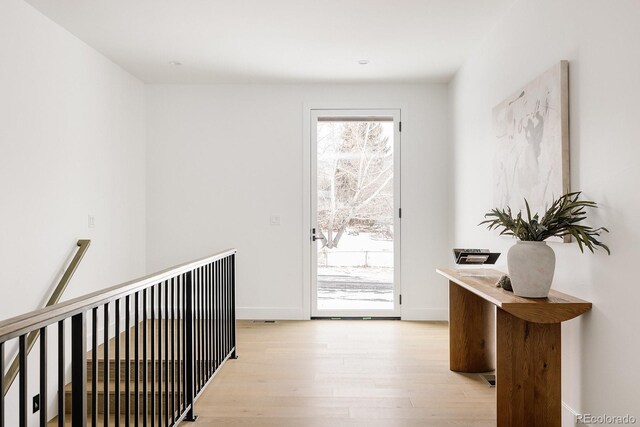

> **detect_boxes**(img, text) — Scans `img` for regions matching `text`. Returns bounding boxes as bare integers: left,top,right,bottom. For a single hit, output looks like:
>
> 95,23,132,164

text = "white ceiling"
25,0,513,84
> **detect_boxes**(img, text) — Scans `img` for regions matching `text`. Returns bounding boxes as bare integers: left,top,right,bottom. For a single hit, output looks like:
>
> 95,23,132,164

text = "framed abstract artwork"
493,61,570,234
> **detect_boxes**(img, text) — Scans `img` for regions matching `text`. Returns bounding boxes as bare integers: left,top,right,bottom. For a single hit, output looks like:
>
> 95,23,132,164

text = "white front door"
310,109,401,318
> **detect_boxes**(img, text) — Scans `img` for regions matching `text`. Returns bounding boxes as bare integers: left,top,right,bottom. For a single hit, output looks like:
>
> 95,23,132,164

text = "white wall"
146,84,450,320
449,0,640,422
0,0,146,423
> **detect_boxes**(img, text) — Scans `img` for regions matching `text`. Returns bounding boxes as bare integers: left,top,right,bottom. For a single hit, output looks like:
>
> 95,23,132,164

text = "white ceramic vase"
507,241,556,298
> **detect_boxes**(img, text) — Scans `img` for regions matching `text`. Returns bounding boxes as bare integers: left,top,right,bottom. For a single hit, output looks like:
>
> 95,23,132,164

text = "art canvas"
493,61,570,229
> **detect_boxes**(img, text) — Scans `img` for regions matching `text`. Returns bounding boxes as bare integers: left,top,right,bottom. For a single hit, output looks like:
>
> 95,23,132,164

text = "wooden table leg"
449,281,495,372
497,308,561,427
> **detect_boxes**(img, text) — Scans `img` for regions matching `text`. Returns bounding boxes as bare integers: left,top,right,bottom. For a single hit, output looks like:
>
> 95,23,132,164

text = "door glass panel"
316,119,394,311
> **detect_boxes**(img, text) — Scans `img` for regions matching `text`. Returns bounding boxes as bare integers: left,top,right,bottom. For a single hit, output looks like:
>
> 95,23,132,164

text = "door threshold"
311,316,401,320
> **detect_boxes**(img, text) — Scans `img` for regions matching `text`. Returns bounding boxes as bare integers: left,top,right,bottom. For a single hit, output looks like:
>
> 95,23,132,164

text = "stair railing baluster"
223,258,227,357
115,299,121,426
200,267,205,389
134,292,140,427
208,262,213,376
0,342,4,427
232,254,237,359
92,308,98,427
215,260,220,371
170,277,176,423
182,275,187,413
18,335,27,427
58,320,65,427
39,327,47,427
71,313,87,427
142,289,148,427
164,280,169,426
103,303,110,427
194,269,200,392
178,275,184,414
204,264,209,377
223,258,228,357
125,295,131,426
157,283,162,427
150,286,155,427
184,271,197,421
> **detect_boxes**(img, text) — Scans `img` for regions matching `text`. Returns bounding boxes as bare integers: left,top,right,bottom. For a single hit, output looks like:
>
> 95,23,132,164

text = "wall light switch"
270,215,281,226
88,215,95,228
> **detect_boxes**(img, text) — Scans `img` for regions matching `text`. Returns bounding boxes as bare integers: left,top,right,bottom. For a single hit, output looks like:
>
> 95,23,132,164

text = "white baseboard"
563,401,579,427
236,307,448,321
236,307,306,320
401,307,448,321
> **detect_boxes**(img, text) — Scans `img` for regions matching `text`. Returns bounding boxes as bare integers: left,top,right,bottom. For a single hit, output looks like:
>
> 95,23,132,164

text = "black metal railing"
2,239,91,398
0,249,237,427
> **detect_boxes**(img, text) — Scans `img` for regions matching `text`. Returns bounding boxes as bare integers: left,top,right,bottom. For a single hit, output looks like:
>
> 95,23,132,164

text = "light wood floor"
190,320,496,426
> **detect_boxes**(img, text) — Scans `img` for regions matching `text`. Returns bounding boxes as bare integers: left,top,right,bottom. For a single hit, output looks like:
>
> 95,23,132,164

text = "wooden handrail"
0,248,236,344
2,239,91,396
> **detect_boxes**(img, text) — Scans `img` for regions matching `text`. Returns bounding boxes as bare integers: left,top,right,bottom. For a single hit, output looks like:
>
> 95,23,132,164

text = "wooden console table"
436,268,592,427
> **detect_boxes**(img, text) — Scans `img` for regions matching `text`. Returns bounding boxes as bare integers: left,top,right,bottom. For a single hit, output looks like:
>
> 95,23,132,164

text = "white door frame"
307,109,401,318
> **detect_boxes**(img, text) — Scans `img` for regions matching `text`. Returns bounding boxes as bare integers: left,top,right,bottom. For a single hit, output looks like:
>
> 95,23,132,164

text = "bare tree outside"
316,120,395,310
317,121,394,248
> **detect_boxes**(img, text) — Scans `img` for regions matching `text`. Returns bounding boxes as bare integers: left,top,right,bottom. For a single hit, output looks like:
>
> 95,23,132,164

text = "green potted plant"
480,192,610,298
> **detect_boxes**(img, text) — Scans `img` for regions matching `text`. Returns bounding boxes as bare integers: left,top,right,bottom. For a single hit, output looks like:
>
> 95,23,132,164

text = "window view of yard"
316,119,394,311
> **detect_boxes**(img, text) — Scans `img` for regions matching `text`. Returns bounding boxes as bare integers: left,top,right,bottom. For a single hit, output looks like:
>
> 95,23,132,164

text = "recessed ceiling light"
358,60,370,65
169,61,183,66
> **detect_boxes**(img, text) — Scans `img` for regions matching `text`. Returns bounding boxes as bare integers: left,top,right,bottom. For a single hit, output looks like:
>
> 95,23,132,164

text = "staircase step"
64,385,186,415
57,317,227,419
88,319,216,360
65,374,188,393
87,358,190,380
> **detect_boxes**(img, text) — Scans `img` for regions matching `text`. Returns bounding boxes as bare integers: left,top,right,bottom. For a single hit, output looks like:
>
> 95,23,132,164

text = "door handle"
312,228,326,242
